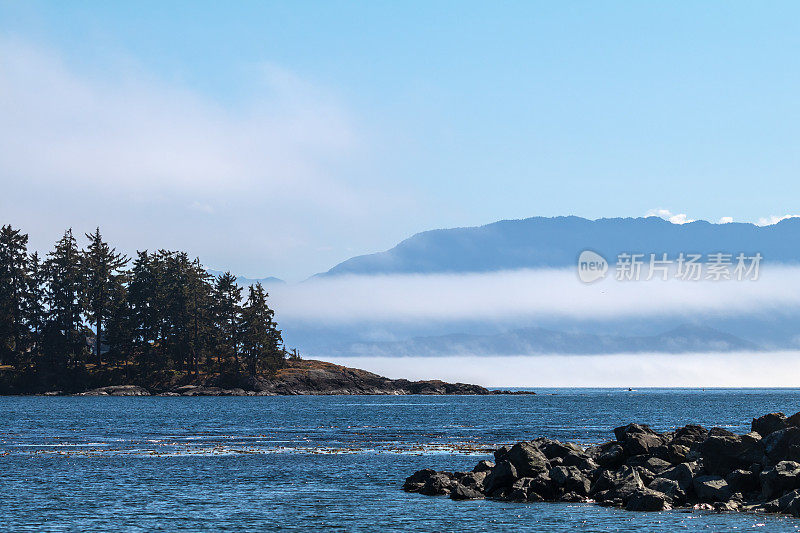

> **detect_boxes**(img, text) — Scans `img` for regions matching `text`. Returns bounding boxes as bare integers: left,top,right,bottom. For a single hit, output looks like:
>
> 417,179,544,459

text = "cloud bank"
269,266,800,324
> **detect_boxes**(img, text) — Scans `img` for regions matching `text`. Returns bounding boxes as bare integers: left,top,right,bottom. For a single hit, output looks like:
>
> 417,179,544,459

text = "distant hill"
206,269,285,287
319,216,800,276
336,324,760,357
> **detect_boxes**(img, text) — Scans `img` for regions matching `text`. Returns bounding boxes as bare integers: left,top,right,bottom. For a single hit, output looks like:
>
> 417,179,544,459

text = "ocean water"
2,389,800,532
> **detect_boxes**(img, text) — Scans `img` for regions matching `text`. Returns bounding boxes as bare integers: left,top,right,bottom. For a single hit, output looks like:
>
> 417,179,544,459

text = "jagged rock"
648,477,686,504
614,424,666,456
760,461,800,500
494,445,512,464
660,462,699,492
594,442,625,468
550,465,591,496
625,488,671,511
764,427,800,463
693,475,732,502
752,412,789,437
450,483,484,500
506,442,550,477
403,469,438,492
533,437,585,459
725,469,759,494
778,489,800,517
473,460,494,473
484,461,518,495
405,412,800,518
590,466,644,502
698,430,763,475
419,473,455,496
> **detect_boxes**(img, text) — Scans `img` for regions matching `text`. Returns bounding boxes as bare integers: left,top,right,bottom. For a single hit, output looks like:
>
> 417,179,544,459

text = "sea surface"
2,389,800,532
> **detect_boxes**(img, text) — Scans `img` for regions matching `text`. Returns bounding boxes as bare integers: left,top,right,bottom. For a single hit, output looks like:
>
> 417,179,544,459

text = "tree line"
0,225,295,381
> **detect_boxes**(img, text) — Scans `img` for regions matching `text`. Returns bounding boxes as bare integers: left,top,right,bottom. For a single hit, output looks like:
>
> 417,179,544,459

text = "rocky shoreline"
34,360,532,396
404,411,800,517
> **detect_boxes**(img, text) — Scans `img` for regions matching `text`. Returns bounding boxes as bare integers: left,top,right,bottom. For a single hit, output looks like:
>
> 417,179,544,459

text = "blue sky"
2,1,799,279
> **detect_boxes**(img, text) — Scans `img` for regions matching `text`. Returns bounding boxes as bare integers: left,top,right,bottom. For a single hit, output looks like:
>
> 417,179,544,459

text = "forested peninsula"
0,224,499,396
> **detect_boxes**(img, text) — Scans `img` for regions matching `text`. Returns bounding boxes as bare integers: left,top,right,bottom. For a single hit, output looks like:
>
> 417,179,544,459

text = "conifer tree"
0,225,31,365
240,283,283,376
43,229,85,368
81,228,128,364
213,272,242,371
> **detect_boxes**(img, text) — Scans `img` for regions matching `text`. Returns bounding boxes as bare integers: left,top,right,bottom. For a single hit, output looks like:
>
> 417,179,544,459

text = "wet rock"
778,489,800,517
625,488,671,511
419,473,455,496
494,445,512,464
78,385,150,396
450,483,484,500
403,469,438,492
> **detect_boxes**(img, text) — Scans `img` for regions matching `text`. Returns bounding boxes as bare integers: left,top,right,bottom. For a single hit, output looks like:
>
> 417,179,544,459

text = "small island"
404,412,800,518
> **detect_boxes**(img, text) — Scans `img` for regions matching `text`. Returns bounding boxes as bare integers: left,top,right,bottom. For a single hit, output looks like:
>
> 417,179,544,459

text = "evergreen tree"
43,229,86,368
81,228,128,364
213,272,242,371
0,225,31,365
240,283,283,376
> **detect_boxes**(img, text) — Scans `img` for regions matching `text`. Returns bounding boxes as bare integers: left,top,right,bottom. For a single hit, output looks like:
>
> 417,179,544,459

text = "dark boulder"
760,461,800,500
403,469,438,492
725,469,759,495
693,475,732,502
594,443,625,468
550,465,591,496
764,427,800,463
506,442,550,477
625,488,671,511
473,460,494,472
614,423,666,456
509,473,554,501
450,483,484,500
752,412,788,437
648,477,686,504
667,425,709,463
418,472,455,496
698,430,763,475
484,461,518,495
590,466,644,502
778,489,800,517
660,462,699,492
494,445,512,463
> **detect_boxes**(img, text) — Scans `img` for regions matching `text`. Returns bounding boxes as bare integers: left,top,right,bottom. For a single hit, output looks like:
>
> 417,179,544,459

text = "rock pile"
404,412,800,516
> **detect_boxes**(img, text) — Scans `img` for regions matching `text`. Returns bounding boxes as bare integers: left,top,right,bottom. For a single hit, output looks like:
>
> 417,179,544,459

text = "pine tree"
213,272,242,371
43,229,86,368
240,283,284,376
81,228,128,365
0,225,32,365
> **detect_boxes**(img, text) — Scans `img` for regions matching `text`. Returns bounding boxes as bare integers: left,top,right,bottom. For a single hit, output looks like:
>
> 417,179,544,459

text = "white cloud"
719,216,734,224
269,266,800,324
0,37,413,279
645,208,696,224
757,215,800,226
